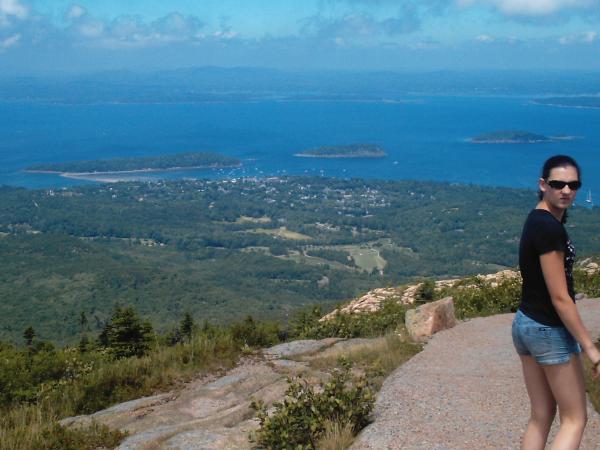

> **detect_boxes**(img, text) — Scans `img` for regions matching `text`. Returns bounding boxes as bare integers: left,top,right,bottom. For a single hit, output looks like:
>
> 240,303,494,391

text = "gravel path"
351,299,600,450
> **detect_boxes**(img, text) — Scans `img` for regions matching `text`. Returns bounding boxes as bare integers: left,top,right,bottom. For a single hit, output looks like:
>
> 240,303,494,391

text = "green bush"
446,277,521,319
230,315,281,348
574,269,600,298
296,299,407,339
415,278,436,303
33,422,126,450
250,359,373,449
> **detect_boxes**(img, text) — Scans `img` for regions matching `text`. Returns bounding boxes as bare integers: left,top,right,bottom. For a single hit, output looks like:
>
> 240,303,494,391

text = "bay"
1,96,598,199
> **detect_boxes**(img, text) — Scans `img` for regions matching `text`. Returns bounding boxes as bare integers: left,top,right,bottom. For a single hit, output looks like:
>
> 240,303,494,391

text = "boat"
586,189,593,206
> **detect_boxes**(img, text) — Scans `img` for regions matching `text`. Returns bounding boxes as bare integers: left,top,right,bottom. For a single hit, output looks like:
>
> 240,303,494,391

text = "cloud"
475,33,495,42
458,0,598,16
61,10,214,48
301,8,421,43
0,0,27,19
0,31,19,50
558,30,598,43
65,4,86,21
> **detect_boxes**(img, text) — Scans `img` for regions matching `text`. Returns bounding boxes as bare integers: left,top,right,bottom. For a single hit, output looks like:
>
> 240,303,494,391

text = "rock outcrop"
404,296,457,342
320,269,520,321
61,338,373,450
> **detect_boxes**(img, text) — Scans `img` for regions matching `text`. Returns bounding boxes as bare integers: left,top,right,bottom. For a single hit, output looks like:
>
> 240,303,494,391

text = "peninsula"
26,152,241,176
469,130,553,144
533,97,600,109
294,144,387,158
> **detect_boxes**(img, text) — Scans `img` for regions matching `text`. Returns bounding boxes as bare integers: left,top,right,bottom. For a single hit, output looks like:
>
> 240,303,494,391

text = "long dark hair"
538,155,581,224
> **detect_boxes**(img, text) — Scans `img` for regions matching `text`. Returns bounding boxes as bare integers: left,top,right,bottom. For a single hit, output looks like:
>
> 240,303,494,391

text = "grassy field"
248,226,313,240
235,215,272,224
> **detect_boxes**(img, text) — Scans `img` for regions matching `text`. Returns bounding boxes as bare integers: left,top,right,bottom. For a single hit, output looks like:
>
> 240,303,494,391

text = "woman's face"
539,165,580,210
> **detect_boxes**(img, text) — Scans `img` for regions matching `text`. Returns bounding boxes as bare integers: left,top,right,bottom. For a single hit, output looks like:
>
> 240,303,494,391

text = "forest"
2,175,600,344
26,152,240,173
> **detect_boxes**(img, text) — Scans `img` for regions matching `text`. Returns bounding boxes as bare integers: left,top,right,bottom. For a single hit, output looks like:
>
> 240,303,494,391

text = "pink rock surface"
405,297,457,342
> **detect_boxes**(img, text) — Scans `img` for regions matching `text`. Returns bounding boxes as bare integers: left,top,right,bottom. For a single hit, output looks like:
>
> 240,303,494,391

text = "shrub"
230,315,281,348
446,277,521,319
296,299,407,339
250,359,373,449
33,422,126,450
415,278,436,303
574,269,600,298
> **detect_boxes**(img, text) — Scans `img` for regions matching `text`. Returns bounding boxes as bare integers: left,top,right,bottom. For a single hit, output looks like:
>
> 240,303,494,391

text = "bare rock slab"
405,296,456,342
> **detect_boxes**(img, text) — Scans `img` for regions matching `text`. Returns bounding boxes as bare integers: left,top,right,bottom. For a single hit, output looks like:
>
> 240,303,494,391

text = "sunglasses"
545,179,582,191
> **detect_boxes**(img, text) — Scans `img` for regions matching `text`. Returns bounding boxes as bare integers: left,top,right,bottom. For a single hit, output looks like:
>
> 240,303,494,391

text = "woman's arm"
540,250,600,377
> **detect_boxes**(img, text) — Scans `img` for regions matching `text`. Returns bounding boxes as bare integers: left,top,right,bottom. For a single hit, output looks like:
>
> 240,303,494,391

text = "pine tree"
23,326,35,346
180,312,195,343
104,306,153,358
78,334,89,353
79,311,88,333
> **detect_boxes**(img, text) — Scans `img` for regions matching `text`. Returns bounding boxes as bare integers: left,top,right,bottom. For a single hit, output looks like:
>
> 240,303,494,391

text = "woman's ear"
538,178,546,195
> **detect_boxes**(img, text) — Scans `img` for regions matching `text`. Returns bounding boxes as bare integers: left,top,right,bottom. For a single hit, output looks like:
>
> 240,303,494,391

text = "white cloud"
458,0,596,16
77,20,104,38
0,0,27,19
558,30,598,43
0,31,19,50
476,34,495,42
63,11,218,49
66,5,87,21
582,30,598,42
213,29,238,39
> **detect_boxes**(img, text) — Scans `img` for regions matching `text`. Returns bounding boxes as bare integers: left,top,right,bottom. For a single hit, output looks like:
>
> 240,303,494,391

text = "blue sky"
1,0,600,73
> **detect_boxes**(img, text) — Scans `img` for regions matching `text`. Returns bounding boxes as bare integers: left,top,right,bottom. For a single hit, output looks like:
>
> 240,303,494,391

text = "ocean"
1,96,599,198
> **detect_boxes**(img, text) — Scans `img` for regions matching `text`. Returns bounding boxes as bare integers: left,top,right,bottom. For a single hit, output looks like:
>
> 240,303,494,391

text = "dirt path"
351,299,600,450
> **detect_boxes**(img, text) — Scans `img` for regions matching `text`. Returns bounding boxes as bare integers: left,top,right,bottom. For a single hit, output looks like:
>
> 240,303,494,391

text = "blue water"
1,96,599,195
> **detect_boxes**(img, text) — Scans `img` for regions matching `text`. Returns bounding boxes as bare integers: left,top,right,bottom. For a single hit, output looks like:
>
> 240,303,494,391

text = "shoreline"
531,100,600,110
467,135,579,144
26,163,242,179
293,153,387,158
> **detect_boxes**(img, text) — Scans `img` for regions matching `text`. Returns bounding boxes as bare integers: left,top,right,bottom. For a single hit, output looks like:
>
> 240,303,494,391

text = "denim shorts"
512,309,581,365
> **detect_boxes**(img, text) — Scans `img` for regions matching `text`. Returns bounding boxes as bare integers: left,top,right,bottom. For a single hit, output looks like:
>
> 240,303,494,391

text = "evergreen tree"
78,334,89,353
23,326,35,346
104,306,153,358
79,311,88,333
180,312,195,342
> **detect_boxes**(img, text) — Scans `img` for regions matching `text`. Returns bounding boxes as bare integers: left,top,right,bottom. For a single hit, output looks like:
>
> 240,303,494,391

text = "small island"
26,152,241,178
294,144,387,158
469,130,553,144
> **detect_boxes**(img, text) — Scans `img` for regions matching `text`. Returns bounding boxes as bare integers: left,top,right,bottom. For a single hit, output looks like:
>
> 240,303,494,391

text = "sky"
1,0,600,73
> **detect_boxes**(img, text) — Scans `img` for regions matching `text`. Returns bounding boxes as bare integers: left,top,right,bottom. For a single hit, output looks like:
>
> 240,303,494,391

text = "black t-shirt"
518,209,575,326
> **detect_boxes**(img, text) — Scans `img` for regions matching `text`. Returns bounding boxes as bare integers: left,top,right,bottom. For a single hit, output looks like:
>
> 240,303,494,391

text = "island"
26,152,241,177
294,144,387,158
469,130,555,144
533,97,600,109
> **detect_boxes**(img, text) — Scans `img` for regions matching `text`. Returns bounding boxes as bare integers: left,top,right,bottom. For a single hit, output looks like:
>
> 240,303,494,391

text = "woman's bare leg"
520,355,557,450
543,354,588,450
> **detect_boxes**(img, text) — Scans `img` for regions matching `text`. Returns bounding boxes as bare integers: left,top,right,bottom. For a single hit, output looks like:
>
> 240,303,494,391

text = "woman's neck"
536,200,565,222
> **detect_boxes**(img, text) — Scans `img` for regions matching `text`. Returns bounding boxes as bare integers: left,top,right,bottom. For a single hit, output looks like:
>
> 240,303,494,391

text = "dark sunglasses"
546,179,582,191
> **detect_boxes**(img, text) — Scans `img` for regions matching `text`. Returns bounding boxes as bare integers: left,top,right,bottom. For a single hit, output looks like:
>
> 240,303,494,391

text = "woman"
512,155,600,450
